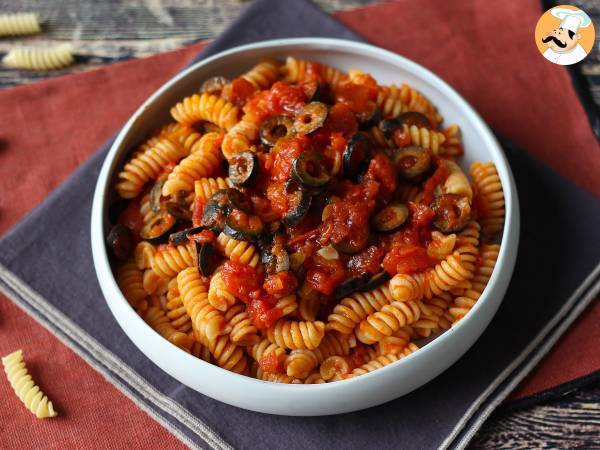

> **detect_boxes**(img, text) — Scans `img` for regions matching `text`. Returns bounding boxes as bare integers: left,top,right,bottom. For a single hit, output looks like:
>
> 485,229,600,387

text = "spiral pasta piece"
376,328,411,356
190,339,212,363
166,292,192,333
216,232,260,267
194,177,233,204
346,354,400,379
3,44,73,71
449,244,499,321
116,137,187,198
143,306,194,351
177,267,230,343
248,339,287,372
423,253,473,299
312,331,355,363
356,300,421,344
389,273,425,302
225,304,259,346
275,294,298,317
454,221,481,273
143,269,168,295
2,350,57,419
206,335,249,374
326,283,394,334
256,368,301,384
285,349,319,379
170,93,239,130
376,83,442,123
221,117,259,161
440,124,464,157
267,320,326,350
298,294,320,321
208,271,237,312
134,241,156,270
405,125,446,154
158,122,203,153
282,56,348,88
151,243,196,279
470,161,505,237
0,13,41,36
116,260,148,311
319,355,354,381
162,132,223,196
412,293,453,337
304,373,326,384
242,59,281,90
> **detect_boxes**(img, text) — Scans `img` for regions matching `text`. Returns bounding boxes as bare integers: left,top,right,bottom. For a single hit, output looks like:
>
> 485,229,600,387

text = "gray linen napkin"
1,1,599,449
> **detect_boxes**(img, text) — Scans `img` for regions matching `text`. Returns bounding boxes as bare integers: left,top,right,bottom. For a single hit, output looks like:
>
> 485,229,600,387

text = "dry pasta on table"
106,57,506,383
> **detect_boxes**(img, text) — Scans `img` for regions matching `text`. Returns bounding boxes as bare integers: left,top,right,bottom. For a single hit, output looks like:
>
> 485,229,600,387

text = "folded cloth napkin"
0,0,599,449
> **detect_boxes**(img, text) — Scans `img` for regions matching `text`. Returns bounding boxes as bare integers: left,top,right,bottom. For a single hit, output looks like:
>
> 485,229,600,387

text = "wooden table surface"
1,0,598,448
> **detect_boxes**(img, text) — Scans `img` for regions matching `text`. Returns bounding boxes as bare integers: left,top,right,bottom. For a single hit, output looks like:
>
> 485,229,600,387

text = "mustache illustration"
542,35,567,48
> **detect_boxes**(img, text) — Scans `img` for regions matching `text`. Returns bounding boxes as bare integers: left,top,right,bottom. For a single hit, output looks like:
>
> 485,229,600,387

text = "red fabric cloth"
0,0,598,447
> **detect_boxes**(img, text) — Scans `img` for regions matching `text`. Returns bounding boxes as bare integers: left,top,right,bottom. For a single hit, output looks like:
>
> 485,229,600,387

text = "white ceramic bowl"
91,38,519,416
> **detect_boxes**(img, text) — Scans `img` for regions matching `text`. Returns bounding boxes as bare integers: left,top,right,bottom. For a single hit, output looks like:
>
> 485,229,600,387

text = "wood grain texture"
0,0,598,448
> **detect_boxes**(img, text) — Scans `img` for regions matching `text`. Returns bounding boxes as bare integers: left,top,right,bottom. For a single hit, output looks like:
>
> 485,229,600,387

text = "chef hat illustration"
551,7,592,33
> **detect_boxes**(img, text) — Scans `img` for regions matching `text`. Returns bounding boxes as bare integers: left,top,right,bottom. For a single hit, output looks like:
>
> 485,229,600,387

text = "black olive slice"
261,245,290,275
108,200,128,225
305,81,333,104
259,115,294,146
226,188,253,213
293,102,328,135
282,189,312,227
332,274,370,300
358,104,382,131
165,202,192,222
372,203,409,233
223,210,264,242
228,151,259,187
391,146,432,180
343,132,372,181
431,194,471,233
169,226,206,246
362,271,391,292
292,150,331,187
197,242,221,277
106,224,133,260
332,240,366,255
201,189,230,232
149,180,165,213
396,111,430,128
140,210,176,242
200,76,230,96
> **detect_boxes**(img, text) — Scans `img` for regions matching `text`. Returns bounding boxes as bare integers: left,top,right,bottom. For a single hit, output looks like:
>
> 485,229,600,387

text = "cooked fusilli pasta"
170,93,239,130
108,57,506,384
470,161,505,237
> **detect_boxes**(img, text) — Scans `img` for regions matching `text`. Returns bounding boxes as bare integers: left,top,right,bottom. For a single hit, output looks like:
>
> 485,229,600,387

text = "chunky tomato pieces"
247,297,283,330
220,261,263,303
245,81,306,123
319,200,371,253
363,153,398,201
305,255,346,295
347,245,386,277
383,244,436,275
259,351,282,373
263,271,298,297
422,158,450,205
271,135,310,182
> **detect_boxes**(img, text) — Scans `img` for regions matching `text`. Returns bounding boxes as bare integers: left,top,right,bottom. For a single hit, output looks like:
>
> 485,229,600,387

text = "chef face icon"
535,6,595,66
542,27,580,53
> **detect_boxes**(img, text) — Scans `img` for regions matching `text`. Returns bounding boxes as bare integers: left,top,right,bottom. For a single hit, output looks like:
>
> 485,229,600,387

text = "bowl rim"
91,37,519,408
